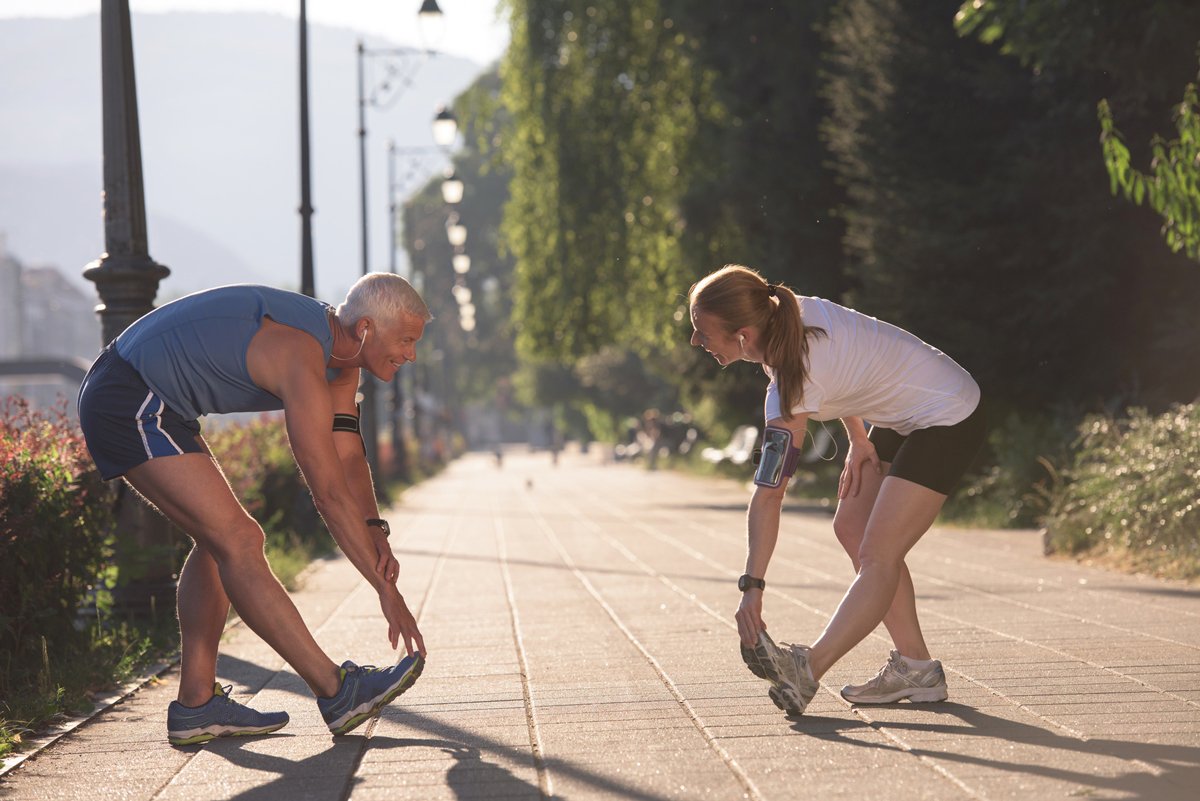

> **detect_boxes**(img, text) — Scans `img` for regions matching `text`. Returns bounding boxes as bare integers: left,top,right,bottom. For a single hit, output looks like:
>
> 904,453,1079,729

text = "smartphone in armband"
753,426,803,488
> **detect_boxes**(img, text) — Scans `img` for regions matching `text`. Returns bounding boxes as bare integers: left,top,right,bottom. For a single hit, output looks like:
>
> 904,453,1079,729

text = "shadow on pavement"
794,702,1200,799
384,707,693,801
200,735,542,801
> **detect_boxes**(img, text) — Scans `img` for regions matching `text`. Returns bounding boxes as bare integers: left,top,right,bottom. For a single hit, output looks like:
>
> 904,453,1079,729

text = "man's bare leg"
125,452,341,699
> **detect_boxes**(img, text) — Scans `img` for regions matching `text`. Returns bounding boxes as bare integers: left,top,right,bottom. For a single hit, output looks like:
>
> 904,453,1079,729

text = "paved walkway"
3,449,1199,800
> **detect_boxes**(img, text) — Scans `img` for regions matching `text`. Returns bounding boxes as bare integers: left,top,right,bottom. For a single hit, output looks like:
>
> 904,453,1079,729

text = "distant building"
0,237,101,416
0,234,22,359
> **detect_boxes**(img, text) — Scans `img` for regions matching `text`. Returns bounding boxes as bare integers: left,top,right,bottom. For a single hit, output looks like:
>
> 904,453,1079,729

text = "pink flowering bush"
0,398,114,697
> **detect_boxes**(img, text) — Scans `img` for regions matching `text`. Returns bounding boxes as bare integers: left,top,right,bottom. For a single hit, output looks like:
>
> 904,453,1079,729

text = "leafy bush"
945,411,1076,528
1044,404,1200,578
0,398,114,700
0,407,332,758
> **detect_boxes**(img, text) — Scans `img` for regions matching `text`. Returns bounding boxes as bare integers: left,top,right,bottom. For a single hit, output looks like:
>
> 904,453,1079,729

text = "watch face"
738,575,762,591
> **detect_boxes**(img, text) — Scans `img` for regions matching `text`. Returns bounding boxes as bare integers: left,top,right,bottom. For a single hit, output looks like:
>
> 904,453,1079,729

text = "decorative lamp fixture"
441,170,464,204
446,219,467,247
432,105,458,147
417,0,446,51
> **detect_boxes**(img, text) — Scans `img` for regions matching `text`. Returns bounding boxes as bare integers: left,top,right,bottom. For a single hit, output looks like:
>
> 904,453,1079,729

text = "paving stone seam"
912,571,1200,654
693,519,1200,713
570,489,993,800
523,494,768,801
676,506,1200,637
895,548,1200,623
0,541,340,781
362,509,458,747
927,607,1200,712
682,512,1200,651
0,658,175,779
621,502,1195,776
494,514,554,799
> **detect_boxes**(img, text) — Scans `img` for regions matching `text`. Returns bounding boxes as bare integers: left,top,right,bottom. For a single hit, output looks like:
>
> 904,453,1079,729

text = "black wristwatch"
366,518,390,537
738,574,766,592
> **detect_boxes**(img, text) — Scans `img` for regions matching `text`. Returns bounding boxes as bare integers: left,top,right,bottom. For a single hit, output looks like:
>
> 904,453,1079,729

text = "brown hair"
688,264,824,419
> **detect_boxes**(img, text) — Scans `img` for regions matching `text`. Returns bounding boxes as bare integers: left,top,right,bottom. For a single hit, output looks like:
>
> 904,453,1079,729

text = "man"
77,273,429,745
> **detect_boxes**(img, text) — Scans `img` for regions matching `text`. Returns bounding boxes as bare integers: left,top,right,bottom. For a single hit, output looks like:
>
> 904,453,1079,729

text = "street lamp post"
84,0,174,615
85,0,170,345
354,1,449,488
298,0,315,297
385,138,457,482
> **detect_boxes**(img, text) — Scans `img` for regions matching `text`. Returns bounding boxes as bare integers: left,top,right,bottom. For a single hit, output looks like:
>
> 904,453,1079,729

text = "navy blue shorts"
867,401,987,496
78,347,204,480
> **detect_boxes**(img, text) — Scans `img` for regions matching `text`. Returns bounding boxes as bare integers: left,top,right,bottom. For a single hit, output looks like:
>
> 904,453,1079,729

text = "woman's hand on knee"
735,590,766,647
838,439,881,499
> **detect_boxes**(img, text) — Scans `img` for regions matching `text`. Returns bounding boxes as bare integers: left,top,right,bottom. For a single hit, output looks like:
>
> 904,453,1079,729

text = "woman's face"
689,307,742,366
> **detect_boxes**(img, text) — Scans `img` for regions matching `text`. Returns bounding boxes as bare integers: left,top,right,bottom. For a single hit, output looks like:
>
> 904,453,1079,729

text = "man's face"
365,312,425,381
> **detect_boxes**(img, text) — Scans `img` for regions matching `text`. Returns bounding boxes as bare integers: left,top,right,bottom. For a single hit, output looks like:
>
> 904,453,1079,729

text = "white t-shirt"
764,296,980,436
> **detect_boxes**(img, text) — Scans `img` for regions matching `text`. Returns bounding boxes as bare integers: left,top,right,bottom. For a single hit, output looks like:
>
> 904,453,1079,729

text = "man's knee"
194,514,266,563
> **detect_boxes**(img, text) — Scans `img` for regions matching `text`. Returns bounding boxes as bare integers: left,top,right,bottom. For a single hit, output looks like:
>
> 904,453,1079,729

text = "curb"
0,657,177,779
0,554,329,779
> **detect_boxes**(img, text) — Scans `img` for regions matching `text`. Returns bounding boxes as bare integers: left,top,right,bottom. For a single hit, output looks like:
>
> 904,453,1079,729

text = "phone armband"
753,426,803,488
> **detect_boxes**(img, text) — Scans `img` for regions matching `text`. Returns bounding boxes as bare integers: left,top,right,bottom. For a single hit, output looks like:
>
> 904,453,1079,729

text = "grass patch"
1,616,178,760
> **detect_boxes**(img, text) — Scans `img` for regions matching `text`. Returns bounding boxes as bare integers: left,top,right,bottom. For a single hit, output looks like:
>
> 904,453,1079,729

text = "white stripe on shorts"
135,392,184,460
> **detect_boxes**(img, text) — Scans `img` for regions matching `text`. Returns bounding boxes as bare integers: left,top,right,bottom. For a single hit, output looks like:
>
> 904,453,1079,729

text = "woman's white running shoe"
741,631,820,715
840,650,948,704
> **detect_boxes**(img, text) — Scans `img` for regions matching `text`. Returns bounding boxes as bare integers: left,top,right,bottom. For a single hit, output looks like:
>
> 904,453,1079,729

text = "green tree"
954,0,1200,405
1099,80,1200,262
821,0,1200,410
501,0,711,361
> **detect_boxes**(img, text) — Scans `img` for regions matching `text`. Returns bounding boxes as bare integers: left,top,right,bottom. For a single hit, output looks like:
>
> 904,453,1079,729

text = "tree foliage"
430,1,1200,449
1099,81,1200,262
500,0,710,361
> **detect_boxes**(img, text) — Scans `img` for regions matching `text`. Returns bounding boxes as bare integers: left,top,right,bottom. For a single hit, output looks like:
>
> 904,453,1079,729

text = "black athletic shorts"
77,346,204,480
867,400,987,496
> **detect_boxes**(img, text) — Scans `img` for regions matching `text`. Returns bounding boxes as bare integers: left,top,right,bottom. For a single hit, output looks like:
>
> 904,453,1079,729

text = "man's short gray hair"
336,272,432,328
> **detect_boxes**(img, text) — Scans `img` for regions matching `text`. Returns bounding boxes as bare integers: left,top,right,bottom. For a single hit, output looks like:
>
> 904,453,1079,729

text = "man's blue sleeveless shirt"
114,285,335,420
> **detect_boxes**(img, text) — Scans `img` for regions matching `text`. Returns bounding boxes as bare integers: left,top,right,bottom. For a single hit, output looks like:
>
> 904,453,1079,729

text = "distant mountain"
0,12,486,302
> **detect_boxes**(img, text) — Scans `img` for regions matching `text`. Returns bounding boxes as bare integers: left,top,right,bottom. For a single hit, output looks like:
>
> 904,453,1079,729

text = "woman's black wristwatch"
366,518,390,537
738,574,766,592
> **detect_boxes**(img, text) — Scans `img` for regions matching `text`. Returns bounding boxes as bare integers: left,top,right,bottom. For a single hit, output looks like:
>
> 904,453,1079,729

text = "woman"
688,264,985,715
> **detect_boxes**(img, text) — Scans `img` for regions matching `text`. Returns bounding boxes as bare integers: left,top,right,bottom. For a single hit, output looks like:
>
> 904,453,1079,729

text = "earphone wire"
331,326,368,361
803,419,839,462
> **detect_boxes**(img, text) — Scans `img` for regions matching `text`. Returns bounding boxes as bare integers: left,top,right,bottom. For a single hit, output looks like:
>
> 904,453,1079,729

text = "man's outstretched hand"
380,585,425,657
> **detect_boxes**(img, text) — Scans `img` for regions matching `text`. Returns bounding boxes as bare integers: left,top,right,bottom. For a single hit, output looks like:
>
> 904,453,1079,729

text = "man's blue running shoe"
167,683,289,746
318,655,424,735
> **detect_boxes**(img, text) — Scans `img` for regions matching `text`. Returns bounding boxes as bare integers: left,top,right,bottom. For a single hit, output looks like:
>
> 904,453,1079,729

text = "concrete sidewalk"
3,449,1199,800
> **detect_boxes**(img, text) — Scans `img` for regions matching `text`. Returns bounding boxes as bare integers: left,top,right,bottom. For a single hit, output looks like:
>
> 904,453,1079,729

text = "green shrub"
1044,404,1200,579
0,398,114,700
945,411,1076,528
0,408,334,758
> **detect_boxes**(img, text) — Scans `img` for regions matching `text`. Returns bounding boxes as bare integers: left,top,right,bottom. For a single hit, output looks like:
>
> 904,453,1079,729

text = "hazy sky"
0,0,511,63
